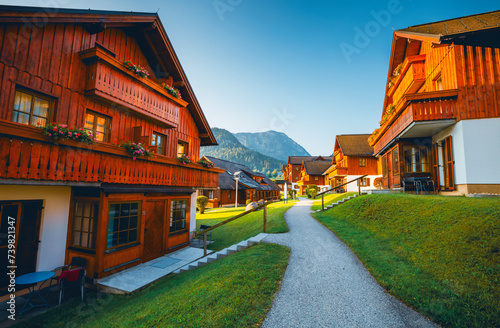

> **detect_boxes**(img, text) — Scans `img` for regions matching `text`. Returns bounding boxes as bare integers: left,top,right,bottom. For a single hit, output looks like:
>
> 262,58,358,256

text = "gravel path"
261,198,438,328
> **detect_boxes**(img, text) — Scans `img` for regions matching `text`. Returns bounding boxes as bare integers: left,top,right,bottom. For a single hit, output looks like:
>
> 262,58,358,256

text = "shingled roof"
396,9,500,48
336,134,374,156
288,156,333,165
205,157,280,191
303,161,332,176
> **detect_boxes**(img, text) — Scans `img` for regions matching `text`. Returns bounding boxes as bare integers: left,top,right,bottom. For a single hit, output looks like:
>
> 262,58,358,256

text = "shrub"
287,189,297,199
196,196,209,214
306,185,318,199
246,199,252,205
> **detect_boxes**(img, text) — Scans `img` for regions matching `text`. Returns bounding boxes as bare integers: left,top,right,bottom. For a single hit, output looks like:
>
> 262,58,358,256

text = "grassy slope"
311,192,356,211
313,194,500,328
198,201,297,250
16,244,290,328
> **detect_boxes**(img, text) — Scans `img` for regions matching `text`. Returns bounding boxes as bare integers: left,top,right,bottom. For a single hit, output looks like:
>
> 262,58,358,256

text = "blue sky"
6,0,499,155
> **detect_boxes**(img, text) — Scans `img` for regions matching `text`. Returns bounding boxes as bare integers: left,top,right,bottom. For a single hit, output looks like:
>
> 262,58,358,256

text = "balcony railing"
387,55,426,108
373,98,457,155
0,122,222,188
80,47,188,128
332,166,348,176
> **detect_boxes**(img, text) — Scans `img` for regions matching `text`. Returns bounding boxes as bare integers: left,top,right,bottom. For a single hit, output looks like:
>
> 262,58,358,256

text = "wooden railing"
0,123,222,188
391,58,426,107
194,201,274,256
373,98,457,154
331,166,348,176
80,47,187,128
316,174,368,211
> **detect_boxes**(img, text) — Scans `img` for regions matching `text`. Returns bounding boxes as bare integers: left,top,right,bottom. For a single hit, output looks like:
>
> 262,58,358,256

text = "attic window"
434,74,443,91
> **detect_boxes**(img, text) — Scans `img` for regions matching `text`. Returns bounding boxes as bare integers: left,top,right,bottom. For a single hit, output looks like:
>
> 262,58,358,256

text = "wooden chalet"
369,10,500,194
296,161,332,195
283,156,332,192
324,134,380,192
200,157,281,207
0,5,225,287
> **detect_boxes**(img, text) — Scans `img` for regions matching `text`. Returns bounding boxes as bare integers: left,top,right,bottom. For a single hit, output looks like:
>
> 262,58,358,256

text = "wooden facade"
325,135,379,190
370,12,500,192
0,7,223,283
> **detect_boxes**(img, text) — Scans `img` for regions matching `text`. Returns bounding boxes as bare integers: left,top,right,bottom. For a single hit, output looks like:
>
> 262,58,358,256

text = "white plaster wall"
433,118,500,185
345,175,382,192
0,185,71,272
190,192,197,235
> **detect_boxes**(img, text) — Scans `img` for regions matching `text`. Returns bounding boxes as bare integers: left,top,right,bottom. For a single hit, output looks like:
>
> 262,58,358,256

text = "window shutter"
445,136,455,190
367,178,370,186
432,143,440,189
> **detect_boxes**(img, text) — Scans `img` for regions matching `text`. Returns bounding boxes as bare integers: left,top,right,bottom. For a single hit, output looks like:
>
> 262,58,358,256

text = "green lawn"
198,201,297,250
311,192,356,211
15,244,290,328
312,194,500,328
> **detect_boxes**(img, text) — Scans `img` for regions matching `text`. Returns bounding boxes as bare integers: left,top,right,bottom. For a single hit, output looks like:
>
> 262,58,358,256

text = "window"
436,75,443,91
72,200,98,250
404,146,430,173
152,132,167,155
208,191,214,200
12,89,52,126
295,167,299,171
392,148,399,175
359,158,366,167
228,191,231,199
85,110,110,142
315,176,318,181
170,200,188,233
382,154,388,178
106,202,140,249
358,178,370,187
177,141,188,157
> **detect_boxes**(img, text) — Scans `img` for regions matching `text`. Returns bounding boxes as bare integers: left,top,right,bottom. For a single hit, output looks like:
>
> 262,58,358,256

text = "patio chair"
402,177,422,194
421,178,437,195
58,267,86,305
48,257,86,295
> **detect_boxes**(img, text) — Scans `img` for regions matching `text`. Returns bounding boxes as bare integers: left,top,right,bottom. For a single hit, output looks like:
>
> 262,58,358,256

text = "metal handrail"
194,200,274,256
315,174,368,211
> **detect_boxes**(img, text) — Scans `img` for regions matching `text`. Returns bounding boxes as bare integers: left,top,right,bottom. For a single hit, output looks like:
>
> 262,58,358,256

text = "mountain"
200,128,285,178
234,130,310,162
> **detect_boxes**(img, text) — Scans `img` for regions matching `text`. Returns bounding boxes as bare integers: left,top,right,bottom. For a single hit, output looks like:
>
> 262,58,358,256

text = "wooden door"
143,200,165,262
0,201,42,290
387,151,393,188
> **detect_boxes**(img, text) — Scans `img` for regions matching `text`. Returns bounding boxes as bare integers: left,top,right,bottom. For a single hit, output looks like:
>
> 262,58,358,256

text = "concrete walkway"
261,198,438,328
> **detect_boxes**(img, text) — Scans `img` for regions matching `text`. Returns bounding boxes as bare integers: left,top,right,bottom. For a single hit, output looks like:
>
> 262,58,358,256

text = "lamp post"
234,171,241,209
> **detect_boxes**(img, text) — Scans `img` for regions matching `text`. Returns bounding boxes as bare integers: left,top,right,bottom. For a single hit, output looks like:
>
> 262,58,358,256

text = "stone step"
171,233,268,274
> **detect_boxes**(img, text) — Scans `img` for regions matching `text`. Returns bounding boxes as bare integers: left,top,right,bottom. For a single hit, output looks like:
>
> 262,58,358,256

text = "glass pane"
82,218,90,232
129,229,137,243
152,134,158,147
81,232,89,248
74,216,82,232
118,231,128,245
120,203,130,217
73,233,81,246
83,203,91,218
75,202,83,217
14,91,32,113
107,233,118,248
31,116,47,127
109,204,118,218
108,218,118,233
130,216,138,229
130,203,139,216
96,117,106,133
119,217,129,231
89,218,94,233
85,113,95,130
13,112,30,125
33,97,49,117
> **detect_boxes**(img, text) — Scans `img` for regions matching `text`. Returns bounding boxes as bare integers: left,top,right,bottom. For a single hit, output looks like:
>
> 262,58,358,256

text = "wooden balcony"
373,97,457,155
80,47,188,128
332,166,348,176
0,122,222,188
388,55,426,108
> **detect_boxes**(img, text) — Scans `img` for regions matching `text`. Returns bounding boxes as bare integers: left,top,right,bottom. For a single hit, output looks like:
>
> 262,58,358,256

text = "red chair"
58,267,86,305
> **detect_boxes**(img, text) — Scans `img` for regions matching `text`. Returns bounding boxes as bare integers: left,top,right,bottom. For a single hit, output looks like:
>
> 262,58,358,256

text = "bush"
246,199,252,205
287,189,297,200
196,196,209,214
306,185,318,199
